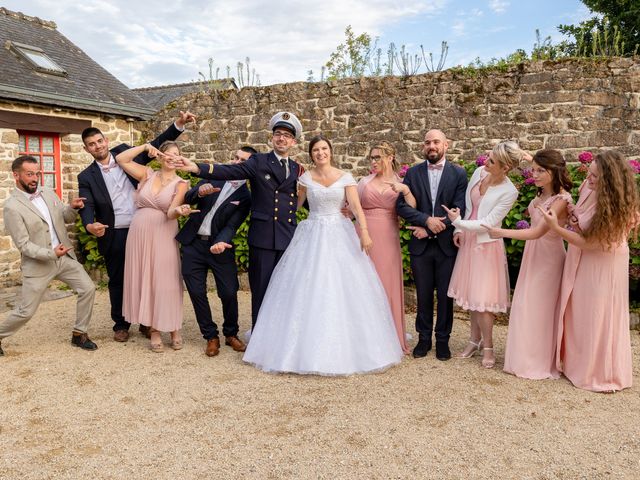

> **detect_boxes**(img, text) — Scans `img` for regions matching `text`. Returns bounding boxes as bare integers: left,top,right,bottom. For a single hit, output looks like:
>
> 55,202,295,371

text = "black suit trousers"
411,240,456,345
181,239,240,339
103,228,129,331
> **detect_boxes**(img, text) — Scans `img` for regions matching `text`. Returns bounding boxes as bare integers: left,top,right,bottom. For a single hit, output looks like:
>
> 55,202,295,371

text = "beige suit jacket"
3,187,78,277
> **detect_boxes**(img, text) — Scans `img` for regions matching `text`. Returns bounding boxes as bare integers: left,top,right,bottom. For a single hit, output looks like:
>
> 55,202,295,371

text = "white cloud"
488,0,510,14
2,0,448,87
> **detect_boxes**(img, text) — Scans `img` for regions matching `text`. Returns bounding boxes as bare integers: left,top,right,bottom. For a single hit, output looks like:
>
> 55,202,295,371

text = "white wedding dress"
243,171,403,375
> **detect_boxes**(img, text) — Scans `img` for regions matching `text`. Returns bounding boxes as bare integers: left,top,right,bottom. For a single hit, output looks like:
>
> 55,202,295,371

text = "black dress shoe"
412,339,432,358
71,332,98,351
436,343,451,361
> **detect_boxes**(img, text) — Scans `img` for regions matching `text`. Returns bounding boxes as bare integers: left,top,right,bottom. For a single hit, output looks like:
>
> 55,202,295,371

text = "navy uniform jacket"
176,179,251,263
78,123,183,255
195,152,301,251
396,161,468,257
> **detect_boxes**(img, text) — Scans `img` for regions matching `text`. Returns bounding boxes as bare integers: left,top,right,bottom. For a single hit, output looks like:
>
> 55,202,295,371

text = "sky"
4,0,592,88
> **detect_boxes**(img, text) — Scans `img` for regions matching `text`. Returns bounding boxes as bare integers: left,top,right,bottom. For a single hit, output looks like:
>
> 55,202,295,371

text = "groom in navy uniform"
397,129,468,360
180,112,303,327
78,111,196,342
177,147,253,356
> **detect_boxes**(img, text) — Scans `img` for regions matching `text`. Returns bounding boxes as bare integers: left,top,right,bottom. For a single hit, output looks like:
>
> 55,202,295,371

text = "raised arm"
536,205,610,251
385,180,417,208
345,185,373,254
116,144,159,181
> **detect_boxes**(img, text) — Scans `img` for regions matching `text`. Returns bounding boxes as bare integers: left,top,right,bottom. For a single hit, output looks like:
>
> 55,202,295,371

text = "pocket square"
230,201,240,205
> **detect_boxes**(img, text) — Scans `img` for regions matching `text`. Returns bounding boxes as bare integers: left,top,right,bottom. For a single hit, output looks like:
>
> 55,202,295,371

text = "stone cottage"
0,8,154,286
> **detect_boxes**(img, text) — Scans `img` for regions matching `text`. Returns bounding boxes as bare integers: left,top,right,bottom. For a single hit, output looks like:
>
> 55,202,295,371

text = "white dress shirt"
197,181,247,237
22,189,61,248
99,154,136,228
427,158,446,210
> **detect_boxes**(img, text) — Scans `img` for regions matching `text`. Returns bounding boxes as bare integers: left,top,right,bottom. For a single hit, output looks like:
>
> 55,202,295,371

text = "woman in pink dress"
538,150,639,392
485,149,573,379
443,141,523,368
116,142,197,353
356,142,410,354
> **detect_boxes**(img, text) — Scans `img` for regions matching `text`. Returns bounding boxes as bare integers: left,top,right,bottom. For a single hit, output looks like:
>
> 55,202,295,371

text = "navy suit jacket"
396,161,468,257
78,123,183,254
176,180,251,264
194,151,301,251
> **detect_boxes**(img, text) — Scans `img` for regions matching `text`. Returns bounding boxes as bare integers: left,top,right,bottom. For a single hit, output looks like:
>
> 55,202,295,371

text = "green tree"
325,26,372,80
558,0,640,56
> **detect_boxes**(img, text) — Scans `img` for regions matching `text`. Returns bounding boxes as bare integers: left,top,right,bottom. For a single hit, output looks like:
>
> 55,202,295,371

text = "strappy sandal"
150,328,164,353
170,331,183,351
455,339,483,358
481,347,495,369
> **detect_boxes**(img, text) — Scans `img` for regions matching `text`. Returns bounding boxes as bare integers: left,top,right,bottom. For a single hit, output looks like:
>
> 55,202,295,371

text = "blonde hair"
491,140,525,172
159,141,180,154
584,150,640,248
369,141,399,172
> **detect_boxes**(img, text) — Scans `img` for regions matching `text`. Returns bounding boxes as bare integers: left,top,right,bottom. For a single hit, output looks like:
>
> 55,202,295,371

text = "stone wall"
141,58,640,176
0,101,141,286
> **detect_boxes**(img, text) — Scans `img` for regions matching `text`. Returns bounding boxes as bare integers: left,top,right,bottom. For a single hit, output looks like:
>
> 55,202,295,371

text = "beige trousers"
0,255,95,339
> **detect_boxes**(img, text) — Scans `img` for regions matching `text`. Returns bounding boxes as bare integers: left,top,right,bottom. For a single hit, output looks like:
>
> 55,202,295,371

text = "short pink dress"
503,193,572,380
123,169,188,332
447,182,510,312
556,183,633,392
357,178,408,354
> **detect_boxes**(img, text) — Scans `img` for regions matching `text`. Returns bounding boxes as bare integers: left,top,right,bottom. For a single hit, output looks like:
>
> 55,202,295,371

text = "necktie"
428,163,444,171
280,158,287,169
29,191,42,201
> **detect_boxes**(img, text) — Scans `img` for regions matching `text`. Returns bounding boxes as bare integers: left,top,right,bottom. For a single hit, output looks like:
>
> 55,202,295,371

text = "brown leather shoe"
113,330,129,342
205,337,220,357
225,335,246,352
139,325,151,339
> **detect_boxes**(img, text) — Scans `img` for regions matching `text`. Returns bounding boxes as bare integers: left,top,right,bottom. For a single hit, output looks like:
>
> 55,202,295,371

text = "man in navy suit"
177,147,253,356
179,112,303,327
77,111,195,342
397,129,468,360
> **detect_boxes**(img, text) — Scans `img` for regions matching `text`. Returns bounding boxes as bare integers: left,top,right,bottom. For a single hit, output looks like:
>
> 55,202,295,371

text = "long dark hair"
308,134,333,164
532,149,573,195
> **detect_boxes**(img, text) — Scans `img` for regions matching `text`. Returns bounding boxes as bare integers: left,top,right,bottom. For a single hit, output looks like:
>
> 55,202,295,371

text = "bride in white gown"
243,135,403,375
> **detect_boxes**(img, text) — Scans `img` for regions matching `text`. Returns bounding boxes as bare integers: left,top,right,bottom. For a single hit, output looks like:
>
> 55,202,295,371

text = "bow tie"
29,191,42,201
428,163,444,171
100,161,118,173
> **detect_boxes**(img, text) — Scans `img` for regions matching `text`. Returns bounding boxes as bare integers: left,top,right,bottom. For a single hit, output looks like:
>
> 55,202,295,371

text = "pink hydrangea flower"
629,159,640,174
578,151,593,164
516,220,530,229
398,164,410,178
476,154,488,166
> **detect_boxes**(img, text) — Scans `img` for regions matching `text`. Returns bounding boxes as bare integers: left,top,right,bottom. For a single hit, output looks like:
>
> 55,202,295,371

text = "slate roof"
0,8,154,119
132,79,237,112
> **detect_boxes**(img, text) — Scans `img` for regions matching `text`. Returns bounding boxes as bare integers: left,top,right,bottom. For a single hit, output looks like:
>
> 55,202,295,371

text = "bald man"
396,129,468,360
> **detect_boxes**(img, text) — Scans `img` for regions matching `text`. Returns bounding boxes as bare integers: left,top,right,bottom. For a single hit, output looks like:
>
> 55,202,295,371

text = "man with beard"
1,156,97,356
396,129,468,360
77,111,195,342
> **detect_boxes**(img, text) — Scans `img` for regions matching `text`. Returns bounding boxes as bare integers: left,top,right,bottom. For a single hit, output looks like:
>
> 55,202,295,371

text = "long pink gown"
123,169,187,332
357,179,408,354
556,182,633,392
503,193,572,380
448,182,511,312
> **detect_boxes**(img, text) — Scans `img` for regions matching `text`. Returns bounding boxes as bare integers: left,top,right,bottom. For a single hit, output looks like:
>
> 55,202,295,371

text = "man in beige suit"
0,155,97,356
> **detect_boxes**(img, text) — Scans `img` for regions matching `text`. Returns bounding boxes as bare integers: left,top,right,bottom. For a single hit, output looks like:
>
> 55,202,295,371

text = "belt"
196,234,211,241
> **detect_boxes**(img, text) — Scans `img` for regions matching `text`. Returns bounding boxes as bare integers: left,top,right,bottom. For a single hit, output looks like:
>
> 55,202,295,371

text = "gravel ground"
0,289,638,480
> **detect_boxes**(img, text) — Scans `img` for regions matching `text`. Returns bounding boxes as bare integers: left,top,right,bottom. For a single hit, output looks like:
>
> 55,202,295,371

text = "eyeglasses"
273,131,294,140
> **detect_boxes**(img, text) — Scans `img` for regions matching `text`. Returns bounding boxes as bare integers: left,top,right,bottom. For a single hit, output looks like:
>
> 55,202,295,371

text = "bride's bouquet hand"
360,229,373,255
